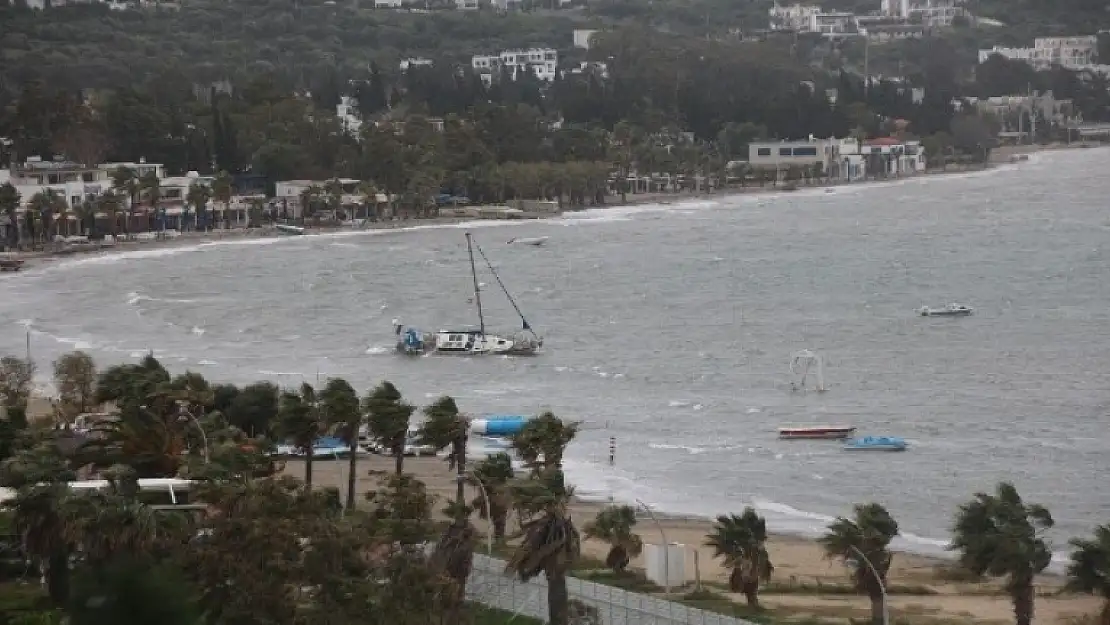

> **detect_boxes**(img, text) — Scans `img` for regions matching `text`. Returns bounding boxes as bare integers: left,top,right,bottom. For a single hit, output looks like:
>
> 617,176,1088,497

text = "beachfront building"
274,179,388,221
860,137,927,176
746,136,924,180
1,157,113,211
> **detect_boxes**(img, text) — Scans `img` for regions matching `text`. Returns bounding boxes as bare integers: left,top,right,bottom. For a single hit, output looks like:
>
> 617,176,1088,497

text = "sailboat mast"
466,232,486,335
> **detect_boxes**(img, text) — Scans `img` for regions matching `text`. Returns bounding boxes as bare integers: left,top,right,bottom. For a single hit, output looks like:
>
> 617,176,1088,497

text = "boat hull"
920,310,972,317
843,445,907,452
778,427,855,440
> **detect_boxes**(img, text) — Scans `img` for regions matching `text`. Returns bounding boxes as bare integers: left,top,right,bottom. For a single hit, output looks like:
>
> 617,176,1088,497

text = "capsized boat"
918,303,973,317
779,426,855,440
393,232,543,356
507,236,549,246
842,436,907,451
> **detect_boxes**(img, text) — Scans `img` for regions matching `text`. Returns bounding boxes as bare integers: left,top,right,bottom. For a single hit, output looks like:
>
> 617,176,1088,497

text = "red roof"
864,137,903,146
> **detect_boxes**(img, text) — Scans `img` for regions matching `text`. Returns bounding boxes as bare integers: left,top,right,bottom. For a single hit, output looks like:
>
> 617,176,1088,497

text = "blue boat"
843,436,908,452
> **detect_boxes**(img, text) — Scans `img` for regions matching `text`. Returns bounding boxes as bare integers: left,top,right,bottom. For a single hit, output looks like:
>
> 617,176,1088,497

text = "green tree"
584,505,643,574
506,414,581,625
0,356,35,424
67,556,200,625
706,508,773,606
140,171,161,232
470,452,514,541
319,377,361,509
0,182,20,250
7,485,75,605
185,182,211,232
951,482,1054,625
52,351,97,422
96,190,123,238
276,383,323,489
27,190,66,244
819,503,900,625
1066,524,1110,625
212,170,233,229
363,381,414,476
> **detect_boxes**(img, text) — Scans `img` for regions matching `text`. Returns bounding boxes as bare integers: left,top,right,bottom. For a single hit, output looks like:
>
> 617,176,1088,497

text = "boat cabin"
435,329,482,352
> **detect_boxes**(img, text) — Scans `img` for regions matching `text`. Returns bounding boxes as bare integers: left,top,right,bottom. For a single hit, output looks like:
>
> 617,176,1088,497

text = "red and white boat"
778,426,855,440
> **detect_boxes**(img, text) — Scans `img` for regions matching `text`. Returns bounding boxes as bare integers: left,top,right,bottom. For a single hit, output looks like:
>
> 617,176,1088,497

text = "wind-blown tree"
140,171,161,231
276,383,323,489
506,413,581,625
96,190,123,238
52,351,98,422
0,182,20,250
212,170,233,229
28,189,66,244
706,508,773,607
951,482,1054,625
1067,524,1110,625
584,505,643,575
470,452,514,541
81,404,187,478
319,377,361,509
417,396,476,623
819,503,900,625
185,182,211,231
7,484,75,604
363,381,414,476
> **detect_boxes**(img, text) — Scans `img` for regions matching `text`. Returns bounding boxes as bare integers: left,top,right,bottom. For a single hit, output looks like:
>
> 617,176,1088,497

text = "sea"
2,148,1108,568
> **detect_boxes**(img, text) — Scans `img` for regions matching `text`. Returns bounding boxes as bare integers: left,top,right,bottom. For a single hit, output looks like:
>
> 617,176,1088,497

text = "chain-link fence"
467,553,758,625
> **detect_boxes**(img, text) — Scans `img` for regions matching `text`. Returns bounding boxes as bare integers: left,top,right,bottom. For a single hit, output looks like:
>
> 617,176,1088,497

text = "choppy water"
3,149,1109,565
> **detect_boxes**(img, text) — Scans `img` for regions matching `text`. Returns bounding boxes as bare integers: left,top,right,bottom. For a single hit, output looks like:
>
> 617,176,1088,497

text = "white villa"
746,136,926,180
979,36,1110,75
471,48,558,85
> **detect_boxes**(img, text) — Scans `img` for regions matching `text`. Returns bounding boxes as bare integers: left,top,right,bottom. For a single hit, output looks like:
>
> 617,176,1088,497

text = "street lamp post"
636,498,670,594
848,545,889,625
176,402,210,465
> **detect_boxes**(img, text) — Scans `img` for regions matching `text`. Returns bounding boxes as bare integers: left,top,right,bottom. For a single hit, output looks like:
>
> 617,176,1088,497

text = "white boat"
918,303,973,317
394,232,543,356
507,236,549,246
275,224,306,236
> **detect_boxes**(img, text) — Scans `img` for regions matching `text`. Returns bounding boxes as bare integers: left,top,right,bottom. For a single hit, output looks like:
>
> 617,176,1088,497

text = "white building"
573,29,599,50
373,0,403,8
0,157,164,211
979,36,1102,71
454,0,478,9
746,137,925,180
881,0,962,27
768,3,821,31
336,96,363,135
809,11,856,36
274,179,367,220
471,48,558,85
399,57,434,72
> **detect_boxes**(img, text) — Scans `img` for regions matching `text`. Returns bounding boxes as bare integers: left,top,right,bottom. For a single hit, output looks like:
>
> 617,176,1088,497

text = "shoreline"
2,145,1063,272
292,456,1100,624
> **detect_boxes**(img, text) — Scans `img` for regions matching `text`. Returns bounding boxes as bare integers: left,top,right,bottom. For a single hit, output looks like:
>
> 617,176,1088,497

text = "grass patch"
574,570,663,593
677,588,778,624
468,603,544,625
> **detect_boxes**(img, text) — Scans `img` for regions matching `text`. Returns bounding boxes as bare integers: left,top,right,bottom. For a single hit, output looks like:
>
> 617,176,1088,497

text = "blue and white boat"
842,436,908,452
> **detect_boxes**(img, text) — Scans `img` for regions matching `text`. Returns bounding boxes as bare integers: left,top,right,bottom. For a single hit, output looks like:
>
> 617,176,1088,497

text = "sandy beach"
292,455,1100,625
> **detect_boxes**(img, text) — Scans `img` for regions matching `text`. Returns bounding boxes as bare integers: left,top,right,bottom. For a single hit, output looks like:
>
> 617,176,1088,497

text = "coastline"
294,456,1100,624
2,144,1062,272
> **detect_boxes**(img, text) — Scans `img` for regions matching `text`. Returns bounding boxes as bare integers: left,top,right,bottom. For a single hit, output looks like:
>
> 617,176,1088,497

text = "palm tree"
706,508,773,606
0,182,20,250
185,182,211,232
140,171,161,232
9,484,76,604
319,377,361,509
299,184,323,224
584,505,643,575
212,170,233,230
470,452,514,541
363,381,413,476
819,503,900,625
951,482,1054,625
28,189,66,244
66,465,164,566
324,177,344,220
506,414,581,625
1066,524,1110,625
81,404,187,478
276,383,323,489
97,190,123,238
357,180,380,221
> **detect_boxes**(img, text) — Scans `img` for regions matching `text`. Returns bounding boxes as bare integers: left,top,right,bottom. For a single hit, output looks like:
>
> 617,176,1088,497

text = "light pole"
176,402,210,465
461,472,493,555
636,498,670,594
848,545,889,625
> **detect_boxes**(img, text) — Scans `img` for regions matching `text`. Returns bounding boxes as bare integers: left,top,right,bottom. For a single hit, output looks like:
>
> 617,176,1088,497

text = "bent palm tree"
1066,524,1110,625
276,383,323,488
951,482,1053,625
584,504,643,574
820,503,899,625
9,484,75,604
706,507,773,607
320,378,361,509
363,381,413,476
470,452,514,541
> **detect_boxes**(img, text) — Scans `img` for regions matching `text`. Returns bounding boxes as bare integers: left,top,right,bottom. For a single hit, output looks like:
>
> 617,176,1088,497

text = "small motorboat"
843,436,907,452
0,259,25,272
778,426,855,440
918,303,973,317
507,236,548,247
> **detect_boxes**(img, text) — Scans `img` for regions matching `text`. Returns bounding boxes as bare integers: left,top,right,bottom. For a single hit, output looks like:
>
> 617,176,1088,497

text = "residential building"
399,57,434,72
809,11,856,36
336,96,363,135
880,0,963,27
748,138,838,172
373,0,403,8
1,157,115,210
747,137,925,180
860,137,926,175
274,179,365,220
979,36,1104,72
566,61,609,79
768,4,822,31
471,48,558,85
454,0,478,9
573,28,599,50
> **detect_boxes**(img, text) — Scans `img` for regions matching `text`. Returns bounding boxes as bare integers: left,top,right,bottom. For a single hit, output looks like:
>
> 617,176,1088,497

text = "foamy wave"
364,346,389,355
197,359,218,366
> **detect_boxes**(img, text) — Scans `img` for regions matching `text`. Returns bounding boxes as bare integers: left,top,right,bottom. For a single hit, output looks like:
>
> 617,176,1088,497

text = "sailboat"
393,232,543,356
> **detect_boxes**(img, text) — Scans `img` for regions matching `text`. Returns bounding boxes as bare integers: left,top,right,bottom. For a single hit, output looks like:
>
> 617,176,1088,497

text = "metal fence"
466,553,758,625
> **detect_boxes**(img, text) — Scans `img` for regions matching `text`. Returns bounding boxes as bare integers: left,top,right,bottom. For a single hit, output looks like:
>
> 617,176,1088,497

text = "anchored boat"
842,436,908,452
918,303,973,317
778,426,856,440
394,232,543,356
507,236,549,246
